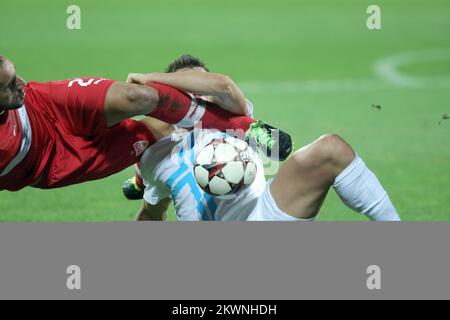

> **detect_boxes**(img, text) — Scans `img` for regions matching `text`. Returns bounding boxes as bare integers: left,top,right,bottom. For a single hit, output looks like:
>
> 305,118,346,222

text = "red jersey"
0,108,26,175
0,78,154,191
0,86,55,191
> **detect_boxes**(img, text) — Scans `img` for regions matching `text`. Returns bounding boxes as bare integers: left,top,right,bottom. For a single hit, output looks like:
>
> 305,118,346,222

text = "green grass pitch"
0,0,449,221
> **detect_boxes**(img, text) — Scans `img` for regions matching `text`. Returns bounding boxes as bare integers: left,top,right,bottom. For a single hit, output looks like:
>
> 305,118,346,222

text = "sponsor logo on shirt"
133,140,149,157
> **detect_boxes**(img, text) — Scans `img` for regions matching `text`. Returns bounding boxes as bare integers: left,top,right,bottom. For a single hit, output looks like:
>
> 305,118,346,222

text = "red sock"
147,82,256,132
134,163,145,190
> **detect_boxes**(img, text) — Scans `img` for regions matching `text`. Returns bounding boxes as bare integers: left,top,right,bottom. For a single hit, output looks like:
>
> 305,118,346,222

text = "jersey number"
68,78,104,87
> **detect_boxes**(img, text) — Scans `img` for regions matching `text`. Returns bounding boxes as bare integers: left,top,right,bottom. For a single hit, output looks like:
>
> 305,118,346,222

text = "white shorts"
246,179,315,221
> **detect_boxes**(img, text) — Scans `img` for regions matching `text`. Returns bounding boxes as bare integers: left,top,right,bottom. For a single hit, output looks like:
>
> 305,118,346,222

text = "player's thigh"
270,143,335,220
247,179,310,221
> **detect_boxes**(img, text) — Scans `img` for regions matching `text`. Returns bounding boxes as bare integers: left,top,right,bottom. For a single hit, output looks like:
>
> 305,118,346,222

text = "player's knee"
315,134,355,167
125,84,159,114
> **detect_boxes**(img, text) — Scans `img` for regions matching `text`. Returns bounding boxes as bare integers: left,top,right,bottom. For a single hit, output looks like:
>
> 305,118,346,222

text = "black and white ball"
194,137,258,196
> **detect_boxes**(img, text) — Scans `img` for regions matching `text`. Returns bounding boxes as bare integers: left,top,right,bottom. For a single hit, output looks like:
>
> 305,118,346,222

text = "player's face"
0,59,26,111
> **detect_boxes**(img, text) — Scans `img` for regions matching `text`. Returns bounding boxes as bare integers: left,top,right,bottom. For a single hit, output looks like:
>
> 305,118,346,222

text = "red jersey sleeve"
28,77,116,137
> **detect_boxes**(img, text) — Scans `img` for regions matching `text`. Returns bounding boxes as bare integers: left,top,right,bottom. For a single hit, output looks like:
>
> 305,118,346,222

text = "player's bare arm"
135,199,171,221
103,82,160,127
127,70,249,115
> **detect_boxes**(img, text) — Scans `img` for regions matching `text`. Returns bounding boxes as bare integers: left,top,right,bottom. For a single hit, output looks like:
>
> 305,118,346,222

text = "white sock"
333,155,400,221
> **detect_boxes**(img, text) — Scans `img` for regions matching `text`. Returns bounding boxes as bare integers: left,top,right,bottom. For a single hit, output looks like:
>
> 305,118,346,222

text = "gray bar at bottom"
0,222,448,300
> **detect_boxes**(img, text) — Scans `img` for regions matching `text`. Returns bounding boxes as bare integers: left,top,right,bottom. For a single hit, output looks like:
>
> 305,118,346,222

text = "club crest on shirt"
133,140,149,157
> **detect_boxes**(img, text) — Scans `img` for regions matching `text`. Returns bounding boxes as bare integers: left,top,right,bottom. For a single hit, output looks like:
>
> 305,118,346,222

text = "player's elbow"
126,84,159,114
219,76,248,115
216,75,234,96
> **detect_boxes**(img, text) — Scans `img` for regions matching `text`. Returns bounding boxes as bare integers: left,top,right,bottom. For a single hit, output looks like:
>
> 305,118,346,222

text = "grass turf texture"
0,0,449,221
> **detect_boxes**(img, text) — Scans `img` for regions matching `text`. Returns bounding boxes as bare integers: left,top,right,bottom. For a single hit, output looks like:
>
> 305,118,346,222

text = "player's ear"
0,56,9,71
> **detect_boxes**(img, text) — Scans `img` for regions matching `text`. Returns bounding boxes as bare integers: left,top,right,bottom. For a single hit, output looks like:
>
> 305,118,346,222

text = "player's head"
0,55,26,111
166,54,209,73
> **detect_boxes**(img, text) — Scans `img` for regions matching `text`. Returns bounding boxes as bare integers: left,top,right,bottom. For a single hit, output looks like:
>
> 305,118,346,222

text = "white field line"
374,48,450,87
239,48,450,94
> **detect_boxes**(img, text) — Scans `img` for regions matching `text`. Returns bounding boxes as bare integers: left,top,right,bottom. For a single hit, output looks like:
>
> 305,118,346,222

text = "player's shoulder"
23,81,52,99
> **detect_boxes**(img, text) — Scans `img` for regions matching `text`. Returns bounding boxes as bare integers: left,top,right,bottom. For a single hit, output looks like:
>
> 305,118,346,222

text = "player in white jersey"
127,55,400,221
134,117,401,222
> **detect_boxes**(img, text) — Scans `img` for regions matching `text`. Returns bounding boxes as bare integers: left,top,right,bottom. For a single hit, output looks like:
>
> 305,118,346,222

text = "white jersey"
140,129,267,221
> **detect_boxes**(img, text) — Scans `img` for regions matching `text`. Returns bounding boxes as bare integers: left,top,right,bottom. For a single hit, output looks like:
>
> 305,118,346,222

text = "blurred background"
0,0,449,221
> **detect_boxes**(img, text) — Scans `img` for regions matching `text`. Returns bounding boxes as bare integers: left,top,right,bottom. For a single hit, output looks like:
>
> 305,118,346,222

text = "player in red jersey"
0,56,160,191
0,55,292,192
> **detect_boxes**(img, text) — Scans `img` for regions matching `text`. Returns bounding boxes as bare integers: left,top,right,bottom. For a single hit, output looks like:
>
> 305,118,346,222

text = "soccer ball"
194,136,258,196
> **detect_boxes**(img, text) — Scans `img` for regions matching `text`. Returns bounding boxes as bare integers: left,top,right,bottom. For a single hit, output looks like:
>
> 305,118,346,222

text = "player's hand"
126,73,153,84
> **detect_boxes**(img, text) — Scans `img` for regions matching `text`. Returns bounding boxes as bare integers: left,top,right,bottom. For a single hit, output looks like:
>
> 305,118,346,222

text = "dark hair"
165,54,209,73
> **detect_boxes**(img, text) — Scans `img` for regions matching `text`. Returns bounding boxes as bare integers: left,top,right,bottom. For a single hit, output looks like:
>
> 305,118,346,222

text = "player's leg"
105,81,256,131
123,168,146,200
106,81,292,160
135,199,171,221
140,81,255,129
269,134,353,219
269,134,400,221
139,82,293,161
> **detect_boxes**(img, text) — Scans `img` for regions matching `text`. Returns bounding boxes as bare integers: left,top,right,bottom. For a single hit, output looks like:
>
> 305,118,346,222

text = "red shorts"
2,78,155,190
